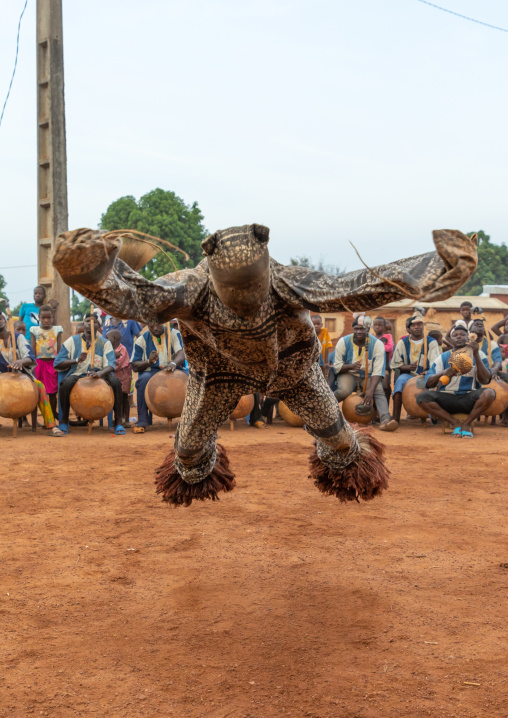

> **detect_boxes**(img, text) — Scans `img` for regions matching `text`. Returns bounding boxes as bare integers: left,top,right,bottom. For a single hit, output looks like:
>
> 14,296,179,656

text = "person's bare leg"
417,400,461,429
392,392,403,423
463,389,496,430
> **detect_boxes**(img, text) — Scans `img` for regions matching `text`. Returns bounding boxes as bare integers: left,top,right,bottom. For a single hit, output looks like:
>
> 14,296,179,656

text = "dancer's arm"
275,230,477,313
53,229,207,325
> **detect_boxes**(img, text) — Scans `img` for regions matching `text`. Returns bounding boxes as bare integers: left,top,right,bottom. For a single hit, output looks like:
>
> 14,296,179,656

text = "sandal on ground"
50,427,65,437
451,427,462,438
114,424,126,435
461,429,474,439
133,426,145,434
379,419,399,432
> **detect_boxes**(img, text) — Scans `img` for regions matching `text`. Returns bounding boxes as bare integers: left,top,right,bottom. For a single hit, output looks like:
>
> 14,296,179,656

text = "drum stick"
90,304,96,370
6,306,17,364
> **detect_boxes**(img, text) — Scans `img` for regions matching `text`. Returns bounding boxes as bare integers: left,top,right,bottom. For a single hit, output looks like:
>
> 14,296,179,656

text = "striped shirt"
333,334,385,379
0,332,36,377
131,328,183,373
390,336,440,375
425,349,490,395
54,334,116,378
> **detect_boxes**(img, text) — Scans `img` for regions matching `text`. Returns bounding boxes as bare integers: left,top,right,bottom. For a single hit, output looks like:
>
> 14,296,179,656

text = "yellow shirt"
317,328,333,361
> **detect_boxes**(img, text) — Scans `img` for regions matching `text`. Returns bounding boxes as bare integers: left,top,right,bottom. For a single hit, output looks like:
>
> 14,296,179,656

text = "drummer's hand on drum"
148,350,158,364
10,359,26,372
163,361,177,373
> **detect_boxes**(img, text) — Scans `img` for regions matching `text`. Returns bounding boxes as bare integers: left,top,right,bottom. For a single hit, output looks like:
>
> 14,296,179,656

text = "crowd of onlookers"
313,301,508,437
2,287,508,439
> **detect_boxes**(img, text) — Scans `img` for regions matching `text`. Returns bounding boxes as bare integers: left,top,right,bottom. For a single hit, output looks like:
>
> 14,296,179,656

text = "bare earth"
1,417,507,718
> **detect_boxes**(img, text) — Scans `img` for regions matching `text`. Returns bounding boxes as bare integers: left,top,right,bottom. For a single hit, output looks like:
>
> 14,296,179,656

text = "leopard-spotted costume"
53,225,477,505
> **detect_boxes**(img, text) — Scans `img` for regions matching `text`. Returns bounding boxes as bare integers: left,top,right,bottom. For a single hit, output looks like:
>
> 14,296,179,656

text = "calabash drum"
279,401,304,427
401,376,428,420
70,376,115,421
145,369,188,419
0,373,38,419
230,394,255,420
342,393,377,425
484,379,508,417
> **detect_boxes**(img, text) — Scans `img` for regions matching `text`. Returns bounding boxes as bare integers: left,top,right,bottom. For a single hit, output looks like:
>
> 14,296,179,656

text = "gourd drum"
230,394,255,420
0,373,38,419
145,370,188,419
279,401,304,427
70,376,114,421
484,379,508,417
401,376,428,420
342,393,377,425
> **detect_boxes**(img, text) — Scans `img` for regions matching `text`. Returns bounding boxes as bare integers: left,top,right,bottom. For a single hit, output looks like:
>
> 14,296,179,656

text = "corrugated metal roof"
382,296,508,311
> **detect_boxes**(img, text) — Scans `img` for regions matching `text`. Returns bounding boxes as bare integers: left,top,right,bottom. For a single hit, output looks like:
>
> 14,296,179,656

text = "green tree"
100,188,208,280
460,231,508,296
290,256,345,277
71,294,91,320
0,274,8,313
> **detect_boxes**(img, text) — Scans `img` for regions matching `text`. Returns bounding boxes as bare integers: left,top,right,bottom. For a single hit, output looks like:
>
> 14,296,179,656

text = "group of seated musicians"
320,305,508,436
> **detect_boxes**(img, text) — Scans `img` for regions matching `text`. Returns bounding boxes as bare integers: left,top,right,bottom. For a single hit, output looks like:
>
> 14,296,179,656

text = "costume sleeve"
16,334,35,365
382,333,394,354
390,340,406,371
53,229,207,325
371,340,386,377
102,340,116,370
427,339,441,368
490,342,502,364
54,337,74,371
425,355,444,387
131,336,145,364
333,337,347,373
170,329,183,357
273,230,477,313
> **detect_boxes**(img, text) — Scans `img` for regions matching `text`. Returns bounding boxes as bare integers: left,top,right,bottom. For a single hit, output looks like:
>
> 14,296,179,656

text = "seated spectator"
333,316,398,431
427,329,443,349
468,318,503,377
415,325,495,438
131,323,186,433
311,314,333,368
371,316,394,402
390,313,440,424
54,313,125,435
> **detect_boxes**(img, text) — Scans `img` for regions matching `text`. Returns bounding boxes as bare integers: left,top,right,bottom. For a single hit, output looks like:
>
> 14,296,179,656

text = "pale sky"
1,0,507,305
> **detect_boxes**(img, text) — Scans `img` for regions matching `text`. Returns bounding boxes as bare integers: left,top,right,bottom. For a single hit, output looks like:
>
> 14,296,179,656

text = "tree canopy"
0,274,8,313
459,231,508,296
100,188,208,280
289,256,345,277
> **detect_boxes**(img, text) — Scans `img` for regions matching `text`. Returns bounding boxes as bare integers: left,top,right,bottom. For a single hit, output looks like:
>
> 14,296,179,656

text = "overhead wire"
0,0,29,129
416,0,508,34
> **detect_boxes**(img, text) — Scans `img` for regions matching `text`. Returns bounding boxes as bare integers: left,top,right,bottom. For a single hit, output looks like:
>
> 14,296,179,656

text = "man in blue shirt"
333,316,398,431
19,286,46,340
416,325,495,437
131,323,186,431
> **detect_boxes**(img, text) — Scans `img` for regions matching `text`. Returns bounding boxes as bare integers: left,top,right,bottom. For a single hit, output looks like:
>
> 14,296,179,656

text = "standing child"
372,317,394,402
30,304,63,420
106,329,131,426
19,286,47,339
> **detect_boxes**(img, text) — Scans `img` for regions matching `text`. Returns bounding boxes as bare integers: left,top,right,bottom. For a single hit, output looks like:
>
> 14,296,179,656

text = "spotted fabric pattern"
54,226,477,483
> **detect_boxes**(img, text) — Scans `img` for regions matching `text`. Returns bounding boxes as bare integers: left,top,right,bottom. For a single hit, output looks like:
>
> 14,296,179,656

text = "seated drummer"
54,312,125,435
390,312,440,424
333,315,398,431
131,323,186,433
468,318,503,378
415,325,495,438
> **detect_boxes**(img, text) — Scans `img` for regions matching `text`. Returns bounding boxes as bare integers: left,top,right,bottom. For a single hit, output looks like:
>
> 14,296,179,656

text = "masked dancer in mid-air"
53,226,477,506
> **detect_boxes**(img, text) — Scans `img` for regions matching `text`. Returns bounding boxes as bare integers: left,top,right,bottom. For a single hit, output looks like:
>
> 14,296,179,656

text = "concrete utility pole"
36,0,71,335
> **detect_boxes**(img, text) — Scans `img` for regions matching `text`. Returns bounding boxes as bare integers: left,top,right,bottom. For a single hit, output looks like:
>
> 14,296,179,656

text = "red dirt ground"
1,417,507,717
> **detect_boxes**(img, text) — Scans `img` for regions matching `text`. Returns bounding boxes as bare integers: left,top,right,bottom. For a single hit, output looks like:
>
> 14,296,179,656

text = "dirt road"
1,418,507,717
